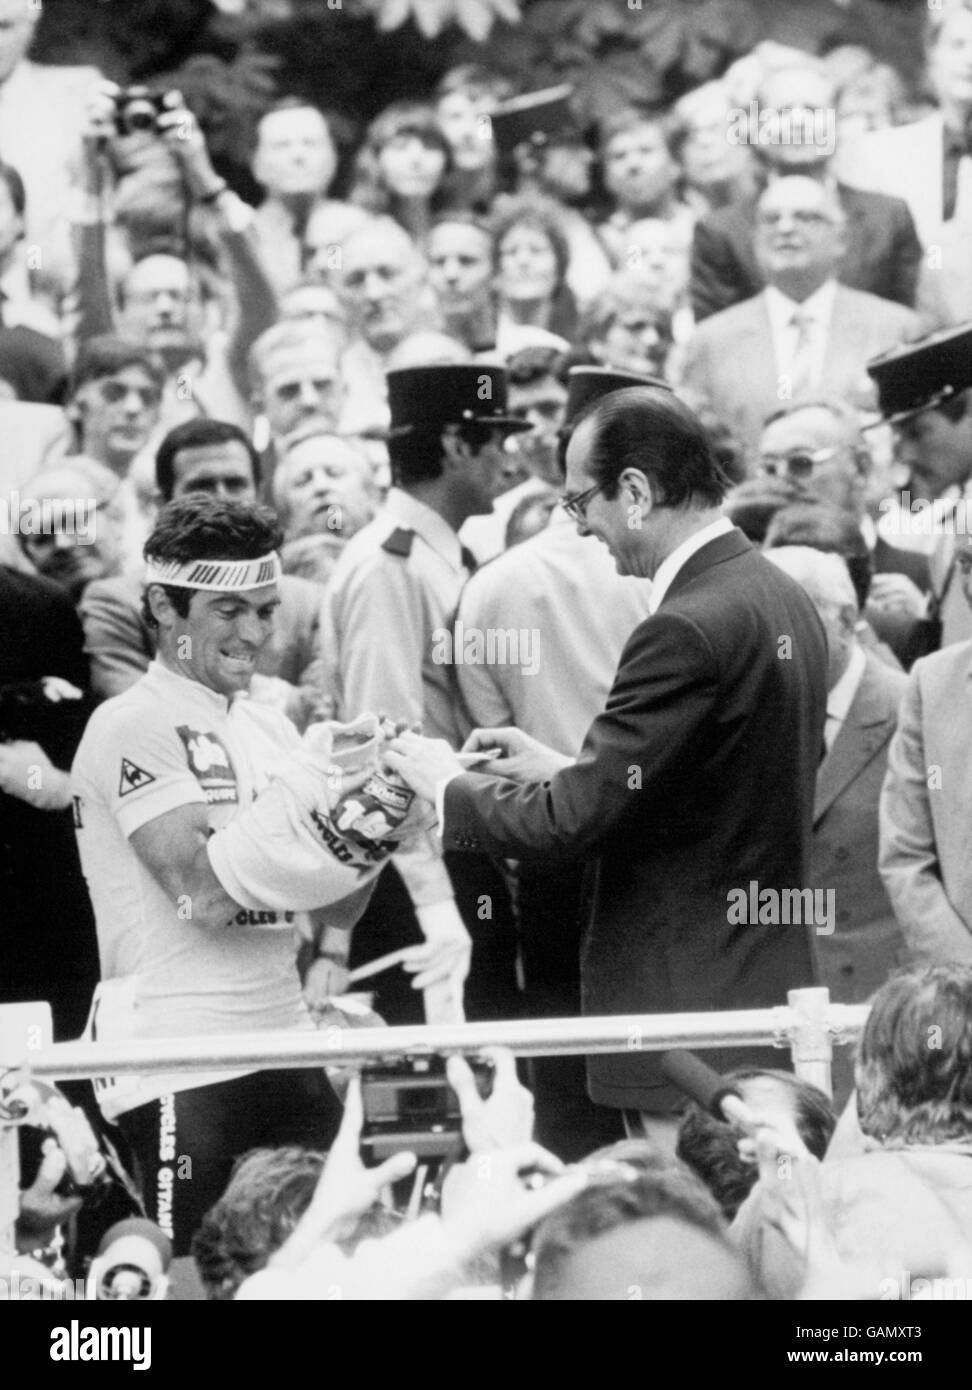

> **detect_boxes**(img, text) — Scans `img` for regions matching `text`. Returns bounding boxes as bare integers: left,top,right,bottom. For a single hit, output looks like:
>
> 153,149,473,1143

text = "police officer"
319,364,530,1023
867,322,972,657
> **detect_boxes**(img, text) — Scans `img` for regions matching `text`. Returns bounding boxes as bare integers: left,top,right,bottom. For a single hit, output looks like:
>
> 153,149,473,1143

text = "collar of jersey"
145,657,237,716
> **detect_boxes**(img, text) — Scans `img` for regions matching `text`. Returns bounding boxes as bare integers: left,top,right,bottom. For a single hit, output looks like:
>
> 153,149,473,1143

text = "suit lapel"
814,658,897,822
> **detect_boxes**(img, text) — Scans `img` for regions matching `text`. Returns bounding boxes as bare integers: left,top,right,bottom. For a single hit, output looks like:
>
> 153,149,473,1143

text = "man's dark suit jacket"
0,566,98,1038
442,529,828,1111
690,184,922,322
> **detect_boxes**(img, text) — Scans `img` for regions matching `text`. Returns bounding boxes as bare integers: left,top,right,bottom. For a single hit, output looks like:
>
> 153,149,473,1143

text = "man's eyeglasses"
759,446,840,482
560,481,604,522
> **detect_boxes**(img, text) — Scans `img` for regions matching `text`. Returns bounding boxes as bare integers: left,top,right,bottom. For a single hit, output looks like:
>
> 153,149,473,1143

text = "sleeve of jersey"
94,711,207,838
206,758,394,913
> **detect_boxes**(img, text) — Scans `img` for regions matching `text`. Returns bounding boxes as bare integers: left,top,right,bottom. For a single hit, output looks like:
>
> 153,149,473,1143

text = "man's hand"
384,730,465,804
15,1094,105,1253
269,1075,417,1270
440,1143,588,1259
868,572,929,621
401,899,472,993
156,96,224,202
16,1140,85,1253
461,727,572,784
304,956,350,1016
447,1047,534,1153
0,741,71,811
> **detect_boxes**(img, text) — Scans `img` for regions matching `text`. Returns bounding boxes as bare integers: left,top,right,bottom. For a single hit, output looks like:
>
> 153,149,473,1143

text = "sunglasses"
560,480,604,522
759,445,840,482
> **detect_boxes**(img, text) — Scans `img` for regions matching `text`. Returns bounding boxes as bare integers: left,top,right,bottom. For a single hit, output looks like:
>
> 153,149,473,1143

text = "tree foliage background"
32,0,927,198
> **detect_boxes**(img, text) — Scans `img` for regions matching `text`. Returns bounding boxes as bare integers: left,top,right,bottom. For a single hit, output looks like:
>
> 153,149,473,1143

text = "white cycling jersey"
72,659,317,1118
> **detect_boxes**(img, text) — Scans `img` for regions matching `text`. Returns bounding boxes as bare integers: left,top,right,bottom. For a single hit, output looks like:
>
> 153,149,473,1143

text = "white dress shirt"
763,280,837,398
824,642,866,754
648,516,734,614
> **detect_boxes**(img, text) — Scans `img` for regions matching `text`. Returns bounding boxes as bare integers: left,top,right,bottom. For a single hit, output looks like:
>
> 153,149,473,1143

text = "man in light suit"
386,385,827,1141
880,538,972,967
690,63,922,321
768,546,907,1105
839,2,972,248
682,176,919,462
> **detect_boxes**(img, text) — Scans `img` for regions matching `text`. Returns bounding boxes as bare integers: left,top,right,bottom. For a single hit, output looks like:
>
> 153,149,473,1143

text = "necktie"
460,545,478,575
789,307,815,399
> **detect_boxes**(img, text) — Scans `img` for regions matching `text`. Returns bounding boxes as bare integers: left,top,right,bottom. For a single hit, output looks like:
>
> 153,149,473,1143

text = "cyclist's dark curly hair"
140,495,282,629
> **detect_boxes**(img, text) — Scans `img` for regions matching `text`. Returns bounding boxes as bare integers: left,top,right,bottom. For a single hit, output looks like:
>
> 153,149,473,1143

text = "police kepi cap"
386,364,532,438
489,85,578,155
866,322,972,427
564,366,672,428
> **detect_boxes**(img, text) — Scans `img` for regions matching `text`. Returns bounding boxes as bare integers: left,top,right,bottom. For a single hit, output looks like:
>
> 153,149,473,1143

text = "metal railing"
24,988,869,1096
1,988,868,1250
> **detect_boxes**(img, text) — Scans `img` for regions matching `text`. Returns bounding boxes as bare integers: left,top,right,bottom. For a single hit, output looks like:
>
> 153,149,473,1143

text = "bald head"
249,319,346,441
756,65,838,171
338,218,428,354
18,456,126,601
765,545,858,689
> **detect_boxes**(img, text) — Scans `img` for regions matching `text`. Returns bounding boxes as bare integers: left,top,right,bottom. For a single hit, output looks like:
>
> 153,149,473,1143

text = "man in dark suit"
0,564,98,1039
767,545,907,1107
690,64,922,321
386,385,827,1139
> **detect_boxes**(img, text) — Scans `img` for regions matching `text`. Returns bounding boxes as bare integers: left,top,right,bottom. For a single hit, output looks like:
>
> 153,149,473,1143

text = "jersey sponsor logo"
175,727,238,805
119,759,157,797
233,909,297,927
309,808,396,873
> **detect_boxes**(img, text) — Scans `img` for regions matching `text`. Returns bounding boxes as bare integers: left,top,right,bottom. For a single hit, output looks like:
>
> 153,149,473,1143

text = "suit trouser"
516,860,623,1161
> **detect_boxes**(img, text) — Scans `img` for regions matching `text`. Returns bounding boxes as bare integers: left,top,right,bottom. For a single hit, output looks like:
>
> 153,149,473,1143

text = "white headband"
143,551,282,591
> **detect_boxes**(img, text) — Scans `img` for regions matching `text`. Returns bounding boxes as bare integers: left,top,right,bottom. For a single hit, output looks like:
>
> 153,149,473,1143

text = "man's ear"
145,583,178,632
440,426,471,470
620,467,653,510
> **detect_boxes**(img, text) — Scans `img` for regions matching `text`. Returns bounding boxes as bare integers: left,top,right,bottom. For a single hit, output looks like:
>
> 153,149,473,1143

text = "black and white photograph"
0,0,970,1340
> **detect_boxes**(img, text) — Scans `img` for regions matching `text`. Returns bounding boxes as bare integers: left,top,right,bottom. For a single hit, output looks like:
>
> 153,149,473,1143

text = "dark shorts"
117,1067,342,1256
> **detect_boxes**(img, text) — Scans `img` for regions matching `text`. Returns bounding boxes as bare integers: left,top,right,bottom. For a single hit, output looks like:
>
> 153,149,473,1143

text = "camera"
359,1055,493,1165
110,86,174,137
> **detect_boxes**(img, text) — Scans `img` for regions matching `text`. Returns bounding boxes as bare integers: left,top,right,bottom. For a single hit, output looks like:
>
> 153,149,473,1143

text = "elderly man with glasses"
682,174,919,460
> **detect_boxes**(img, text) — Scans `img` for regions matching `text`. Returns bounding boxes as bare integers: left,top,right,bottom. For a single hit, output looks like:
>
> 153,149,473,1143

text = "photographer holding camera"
74,81,278,432
233,1047,588,1300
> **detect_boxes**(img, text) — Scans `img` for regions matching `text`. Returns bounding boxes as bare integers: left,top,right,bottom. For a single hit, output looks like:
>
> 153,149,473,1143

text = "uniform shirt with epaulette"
318,488,472,746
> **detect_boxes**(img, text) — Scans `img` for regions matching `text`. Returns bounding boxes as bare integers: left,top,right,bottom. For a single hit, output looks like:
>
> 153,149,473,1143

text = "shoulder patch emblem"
119,758,157,796
175,726,238,805
381,527,415,558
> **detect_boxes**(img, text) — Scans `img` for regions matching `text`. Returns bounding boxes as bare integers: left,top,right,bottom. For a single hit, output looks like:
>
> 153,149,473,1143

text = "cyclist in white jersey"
72,495,449,1252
